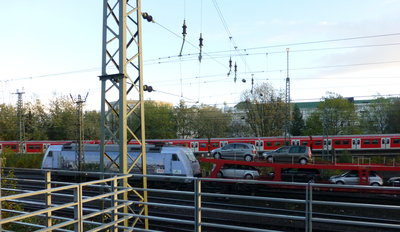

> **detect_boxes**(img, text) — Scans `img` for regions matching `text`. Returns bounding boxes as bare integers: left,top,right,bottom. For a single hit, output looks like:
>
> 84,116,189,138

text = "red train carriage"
1,134,400,155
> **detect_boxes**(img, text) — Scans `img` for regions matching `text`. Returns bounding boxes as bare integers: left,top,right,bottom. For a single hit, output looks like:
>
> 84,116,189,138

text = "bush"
1,152,44,168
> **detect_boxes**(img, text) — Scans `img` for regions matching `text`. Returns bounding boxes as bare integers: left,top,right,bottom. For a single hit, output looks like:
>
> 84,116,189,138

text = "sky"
1,0,400,111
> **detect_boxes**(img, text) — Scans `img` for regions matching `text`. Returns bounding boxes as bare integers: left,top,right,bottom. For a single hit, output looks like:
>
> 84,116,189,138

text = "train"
2,133,400,155
41,143,202,182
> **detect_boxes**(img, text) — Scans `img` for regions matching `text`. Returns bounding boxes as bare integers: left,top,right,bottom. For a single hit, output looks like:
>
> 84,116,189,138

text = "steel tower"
100,0,148,228
285,48,291,144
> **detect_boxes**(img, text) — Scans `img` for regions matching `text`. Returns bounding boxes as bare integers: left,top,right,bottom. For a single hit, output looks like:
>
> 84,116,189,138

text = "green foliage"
359,97,391,134
174,100,196,138
84,110,101,139
1,152,44,168
304,113,323,135
387,98,400,133
193,104,231,139
337,151,352,163
0,104,18,140
24,100,50,140
47,96,77,140
290,104,305,136
305,92,360,135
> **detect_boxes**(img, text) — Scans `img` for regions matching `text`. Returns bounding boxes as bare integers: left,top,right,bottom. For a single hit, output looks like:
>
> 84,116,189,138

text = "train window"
47,151,53,157
372,139,379,144
394,139,400,144
212,143,219,148
364,140,370,144
343,140,349,145
266,142,272,146
28,145,41,150
301,141,308,146
11,145,17,149
172,154,179,161
0,144,2,149
314,141,322,146
334,140,341,145
200,143,207,148
274,142,281,146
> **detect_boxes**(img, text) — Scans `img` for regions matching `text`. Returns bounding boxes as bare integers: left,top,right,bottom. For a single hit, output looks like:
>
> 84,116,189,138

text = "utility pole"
14,89,25,154
70,93,88,172
100,0,151,229
285,48,291,145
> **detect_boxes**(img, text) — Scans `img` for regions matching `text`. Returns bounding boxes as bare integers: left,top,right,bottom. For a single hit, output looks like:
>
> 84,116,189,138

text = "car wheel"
217,171,223,178
244,155,253,162
336,181,344,185
267,156,274,163
299,158,307,165
371,182,380,186
214,153,221,159
244,174,253,179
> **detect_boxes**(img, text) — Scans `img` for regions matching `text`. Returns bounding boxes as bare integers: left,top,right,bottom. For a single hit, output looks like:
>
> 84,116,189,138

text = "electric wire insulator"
182,20,187,36
179,20,187,56
198,33,204,62
227,57,232,76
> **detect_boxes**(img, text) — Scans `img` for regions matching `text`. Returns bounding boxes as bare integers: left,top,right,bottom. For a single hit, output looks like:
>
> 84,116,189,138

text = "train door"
323,139,332,151
220,141,228,148
42,150,61,169
291,139,300,146
255,140,264,152
170,153,184,175
381,138,389,149
352,138,360,150
190,142,199,153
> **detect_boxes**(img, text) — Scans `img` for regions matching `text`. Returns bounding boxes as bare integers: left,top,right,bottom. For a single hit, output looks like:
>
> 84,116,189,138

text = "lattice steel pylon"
100,0,148,229
285,48,290,144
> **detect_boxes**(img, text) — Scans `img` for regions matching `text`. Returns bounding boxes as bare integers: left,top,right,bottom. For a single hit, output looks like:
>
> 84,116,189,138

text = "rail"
1,169,400,231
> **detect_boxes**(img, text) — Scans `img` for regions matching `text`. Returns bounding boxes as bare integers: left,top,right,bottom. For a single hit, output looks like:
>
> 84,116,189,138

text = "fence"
1,169,400,231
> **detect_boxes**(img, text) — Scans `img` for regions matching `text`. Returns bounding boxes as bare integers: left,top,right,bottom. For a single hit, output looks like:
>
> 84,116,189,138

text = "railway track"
3,168,400,231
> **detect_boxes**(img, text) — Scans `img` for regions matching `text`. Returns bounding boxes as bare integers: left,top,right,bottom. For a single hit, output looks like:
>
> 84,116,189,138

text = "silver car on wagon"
211,143,257,162
329,170,383,186
262,145,312,164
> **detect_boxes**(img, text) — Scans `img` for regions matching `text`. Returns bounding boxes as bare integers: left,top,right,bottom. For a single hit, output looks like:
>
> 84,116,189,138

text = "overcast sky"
1,0,400,110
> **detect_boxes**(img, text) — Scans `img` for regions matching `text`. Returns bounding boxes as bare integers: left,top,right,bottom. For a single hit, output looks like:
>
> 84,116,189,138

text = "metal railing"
0,169,133,231
1,170,400,231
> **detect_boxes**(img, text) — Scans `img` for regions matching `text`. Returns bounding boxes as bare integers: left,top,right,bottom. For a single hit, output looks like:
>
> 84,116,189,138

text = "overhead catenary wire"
4,40,400,83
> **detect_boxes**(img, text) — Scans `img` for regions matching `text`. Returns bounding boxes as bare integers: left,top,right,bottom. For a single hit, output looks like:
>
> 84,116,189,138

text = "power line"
146,33,400,63
3,40,400,83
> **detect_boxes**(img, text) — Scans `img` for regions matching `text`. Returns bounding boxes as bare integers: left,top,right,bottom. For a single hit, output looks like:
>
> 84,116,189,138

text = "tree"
238,83,286,137
128,100,176,139
290,104,305,136
47,96,76,140
307,92,360,135
304,112,323,135
193,105,231,139
359,97,390,134
174,100,196,139
0,104,18,140
84,110,101,140
387,98,400,133
24,100,49,140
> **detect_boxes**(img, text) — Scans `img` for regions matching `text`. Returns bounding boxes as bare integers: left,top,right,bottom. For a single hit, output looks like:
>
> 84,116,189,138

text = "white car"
216,164,260,179
329,170,383,186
